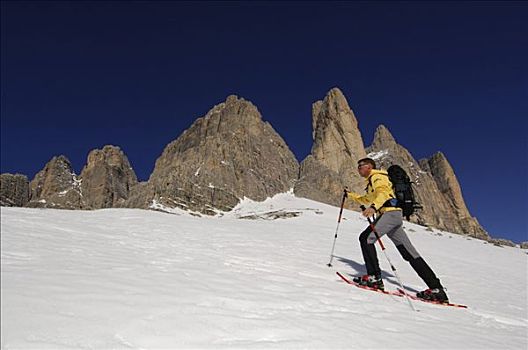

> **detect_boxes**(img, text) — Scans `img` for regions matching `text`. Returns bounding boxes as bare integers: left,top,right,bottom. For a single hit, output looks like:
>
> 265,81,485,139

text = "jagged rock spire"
370,124,398,151
80,145,138,209
27,155,83,209
367,125,488,239
295,87,367,206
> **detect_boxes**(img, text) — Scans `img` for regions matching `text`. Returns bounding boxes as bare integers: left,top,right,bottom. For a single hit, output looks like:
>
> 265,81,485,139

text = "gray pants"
365,210,420,259
359,210,442,289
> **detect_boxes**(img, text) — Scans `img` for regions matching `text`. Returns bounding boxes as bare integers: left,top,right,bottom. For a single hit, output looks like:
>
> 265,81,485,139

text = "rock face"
79,145,138,209
122,181,152,210
425,152,488,238
27,155,83,209
366,125,489,239
295,88,367,206
0,173,30,207
488,238,516,248
127,95,299,214
366,125,446,228
4,89,494,241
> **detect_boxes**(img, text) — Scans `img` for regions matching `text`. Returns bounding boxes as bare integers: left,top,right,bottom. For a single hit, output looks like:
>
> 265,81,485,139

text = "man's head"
357,158,376,178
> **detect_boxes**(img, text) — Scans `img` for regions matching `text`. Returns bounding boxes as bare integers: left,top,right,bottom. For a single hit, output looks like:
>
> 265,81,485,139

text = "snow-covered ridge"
1,193,527,349
367,149,389,160
225,190,324,220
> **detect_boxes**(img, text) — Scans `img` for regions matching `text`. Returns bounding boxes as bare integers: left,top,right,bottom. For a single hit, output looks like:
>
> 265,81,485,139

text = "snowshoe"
416,288,449,303
352,274,384,290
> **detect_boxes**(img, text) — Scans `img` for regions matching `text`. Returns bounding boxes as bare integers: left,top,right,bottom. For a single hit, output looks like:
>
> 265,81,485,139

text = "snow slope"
1,193,527,349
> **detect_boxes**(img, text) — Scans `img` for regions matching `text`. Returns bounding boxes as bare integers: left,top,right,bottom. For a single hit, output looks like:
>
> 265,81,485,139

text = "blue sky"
1,1,527,242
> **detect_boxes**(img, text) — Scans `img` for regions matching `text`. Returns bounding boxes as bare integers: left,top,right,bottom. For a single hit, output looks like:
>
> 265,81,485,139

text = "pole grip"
361,205,386,250
337,187,348,223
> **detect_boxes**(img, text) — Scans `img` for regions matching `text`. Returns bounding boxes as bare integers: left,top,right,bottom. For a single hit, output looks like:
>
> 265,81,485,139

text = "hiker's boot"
416,288,449,303
353,274,384,290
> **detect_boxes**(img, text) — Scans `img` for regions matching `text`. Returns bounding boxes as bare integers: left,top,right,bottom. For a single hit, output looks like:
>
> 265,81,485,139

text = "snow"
367,149,389,160
149,199,186,215
1,193,527,349
72,175,83,197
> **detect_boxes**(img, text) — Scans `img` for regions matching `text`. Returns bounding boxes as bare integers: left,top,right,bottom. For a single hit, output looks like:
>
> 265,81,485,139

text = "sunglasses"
357,163,370,169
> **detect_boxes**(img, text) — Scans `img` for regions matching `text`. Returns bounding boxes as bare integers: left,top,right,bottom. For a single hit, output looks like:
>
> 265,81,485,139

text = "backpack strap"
366,172,388,191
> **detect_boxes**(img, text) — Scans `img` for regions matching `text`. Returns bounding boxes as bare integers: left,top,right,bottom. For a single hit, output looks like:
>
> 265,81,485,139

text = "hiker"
346,157,449,302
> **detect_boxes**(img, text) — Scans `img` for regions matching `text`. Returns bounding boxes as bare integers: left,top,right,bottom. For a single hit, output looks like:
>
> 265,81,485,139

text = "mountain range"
0,88,520,246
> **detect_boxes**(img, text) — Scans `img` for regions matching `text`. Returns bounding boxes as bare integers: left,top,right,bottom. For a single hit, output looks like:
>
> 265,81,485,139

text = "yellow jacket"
347,169,401,213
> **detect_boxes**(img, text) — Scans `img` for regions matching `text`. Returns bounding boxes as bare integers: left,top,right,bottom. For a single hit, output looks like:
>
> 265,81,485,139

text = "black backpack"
386,165,421,220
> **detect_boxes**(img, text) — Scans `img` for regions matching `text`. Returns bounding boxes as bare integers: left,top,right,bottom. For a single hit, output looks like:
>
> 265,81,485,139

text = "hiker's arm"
347,191,370,205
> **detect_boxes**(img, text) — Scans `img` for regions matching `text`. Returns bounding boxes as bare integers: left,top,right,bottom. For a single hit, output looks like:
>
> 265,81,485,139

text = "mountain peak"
225,94,241,104
430,151,447,163
295,89,366,206
80,145,138,209
316,87,352,118
372,124,397,148
51,155,73,167
425,151,487,237
325,87,347,103
141,95,299,214
27,154,82,209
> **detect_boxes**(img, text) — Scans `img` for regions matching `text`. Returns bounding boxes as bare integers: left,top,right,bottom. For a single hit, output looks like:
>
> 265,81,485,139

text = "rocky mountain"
295,88,367,207
424,152,488,237
21,146,138,210
26,155,83,209
0,173,30,207
366,125,488,239
79,145,138,209
125,95,299,214
1,88,494,242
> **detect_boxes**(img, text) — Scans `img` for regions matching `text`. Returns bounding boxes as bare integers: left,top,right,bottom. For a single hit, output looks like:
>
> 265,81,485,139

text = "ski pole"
361,206,416,312
327,187,348,267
